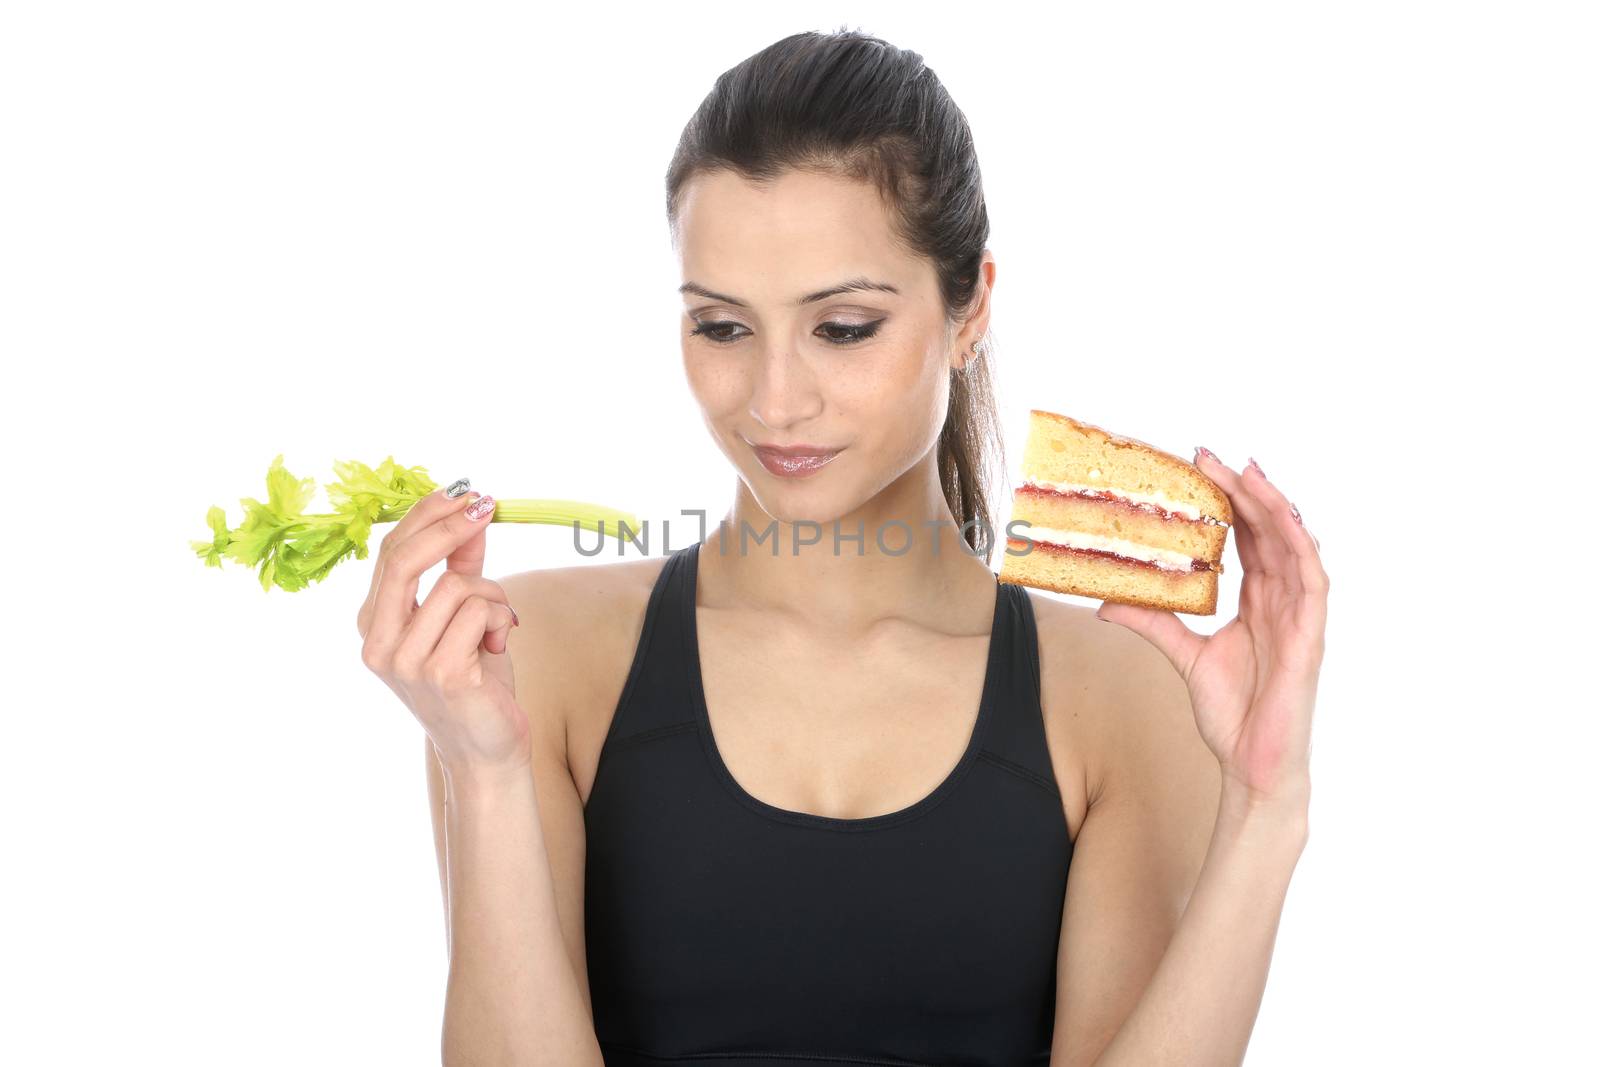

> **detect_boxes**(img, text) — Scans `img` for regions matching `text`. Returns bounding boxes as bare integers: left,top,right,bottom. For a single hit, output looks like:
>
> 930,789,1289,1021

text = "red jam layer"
1006,536,1219,574
1016,482,1226,526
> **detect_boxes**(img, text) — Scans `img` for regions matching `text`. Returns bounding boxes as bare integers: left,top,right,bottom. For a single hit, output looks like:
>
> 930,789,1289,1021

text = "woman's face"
675,166,991,530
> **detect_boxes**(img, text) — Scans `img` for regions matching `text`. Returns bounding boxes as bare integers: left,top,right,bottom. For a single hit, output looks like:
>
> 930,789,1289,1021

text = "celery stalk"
191,454,640,593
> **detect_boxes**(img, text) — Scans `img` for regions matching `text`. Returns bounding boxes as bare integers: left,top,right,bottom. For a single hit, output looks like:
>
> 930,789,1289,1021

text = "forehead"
675,167,915,287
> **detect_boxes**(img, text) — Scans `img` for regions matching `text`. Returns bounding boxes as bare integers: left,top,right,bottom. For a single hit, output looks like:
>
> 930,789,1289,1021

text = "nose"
747,341,823,430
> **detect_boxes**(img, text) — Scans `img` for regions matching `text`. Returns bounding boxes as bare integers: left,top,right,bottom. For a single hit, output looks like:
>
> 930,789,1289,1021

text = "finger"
1192,449,1265,579
394,573,517,673
1095,602,1206,681
445,492,496,581
435,592,519,671
394,477,477,542
358,477,472,637
1239,458,1302,598
368,489,491,654
1233,461,1330,641
1194,449,1292,591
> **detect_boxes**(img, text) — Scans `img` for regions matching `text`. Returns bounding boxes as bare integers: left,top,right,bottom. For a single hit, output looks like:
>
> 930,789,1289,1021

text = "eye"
817,320,885,346
688,320,748,344
687,318,887,346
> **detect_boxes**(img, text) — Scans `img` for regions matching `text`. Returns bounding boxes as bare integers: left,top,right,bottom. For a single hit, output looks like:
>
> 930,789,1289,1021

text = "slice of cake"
997,410,1232,615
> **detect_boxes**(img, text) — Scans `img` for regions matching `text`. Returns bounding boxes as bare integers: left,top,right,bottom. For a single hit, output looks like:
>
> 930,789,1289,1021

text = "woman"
357,29,1327,1067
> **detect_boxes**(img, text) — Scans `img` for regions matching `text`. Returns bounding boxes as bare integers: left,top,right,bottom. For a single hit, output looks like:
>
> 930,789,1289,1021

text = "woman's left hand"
1095,450,1327,817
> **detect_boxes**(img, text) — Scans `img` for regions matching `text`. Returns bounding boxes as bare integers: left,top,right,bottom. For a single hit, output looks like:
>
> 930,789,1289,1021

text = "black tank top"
583,540,1074,1066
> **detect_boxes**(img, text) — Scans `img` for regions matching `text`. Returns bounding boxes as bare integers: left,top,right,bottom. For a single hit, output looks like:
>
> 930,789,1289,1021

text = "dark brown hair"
665,27,1005,561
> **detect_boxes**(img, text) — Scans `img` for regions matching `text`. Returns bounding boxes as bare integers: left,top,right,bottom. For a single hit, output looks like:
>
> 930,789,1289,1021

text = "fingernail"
1247,456,1265,478
1289,501,1304,525
510,606,521,627
1195,445,1218,463
444,477,472,499
464,494,496,522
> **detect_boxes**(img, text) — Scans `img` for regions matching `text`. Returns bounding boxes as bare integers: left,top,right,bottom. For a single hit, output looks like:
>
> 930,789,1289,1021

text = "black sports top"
582,541,1074,1066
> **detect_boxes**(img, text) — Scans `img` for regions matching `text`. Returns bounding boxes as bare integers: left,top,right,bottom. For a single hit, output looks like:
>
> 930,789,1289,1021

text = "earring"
956,334,987,373
967,336,986,369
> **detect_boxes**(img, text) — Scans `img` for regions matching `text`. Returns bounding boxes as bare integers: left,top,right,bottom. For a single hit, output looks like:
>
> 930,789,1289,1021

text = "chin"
741,471,860,529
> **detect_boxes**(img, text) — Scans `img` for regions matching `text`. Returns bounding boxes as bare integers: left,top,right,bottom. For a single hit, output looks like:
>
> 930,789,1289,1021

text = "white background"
4,2,1595,1063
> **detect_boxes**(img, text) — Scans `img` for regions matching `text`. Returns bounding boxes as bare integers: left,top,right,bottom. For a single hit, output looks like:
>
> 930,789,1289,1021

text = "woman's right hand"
356,483,529,778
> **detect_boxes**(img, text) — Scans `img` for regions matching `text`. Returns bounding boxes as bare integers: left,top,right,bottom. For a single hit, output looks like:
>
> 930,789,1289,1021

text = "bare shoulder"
1023,591,1103,843
498,552,672,800
1024,589,1211,842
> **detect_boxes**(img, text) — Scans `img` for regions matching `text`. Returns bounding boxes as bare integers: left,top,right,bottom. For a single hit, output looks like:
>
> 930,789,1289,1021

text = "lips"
750,442,843,478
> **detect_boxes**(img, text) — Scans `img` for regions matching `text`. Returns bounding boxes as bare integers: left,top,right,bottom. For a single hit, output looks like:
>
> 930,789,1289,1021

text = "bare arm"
438,758,602,1065
428,572,603,1066
1050,620,1306,1067
1089,782,1304,1067
427,738,450,954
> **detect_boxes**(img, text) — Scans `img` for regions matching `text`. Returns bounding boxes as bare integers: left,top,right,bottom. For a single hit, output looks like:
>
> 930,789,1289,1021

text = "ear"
950,250,997,371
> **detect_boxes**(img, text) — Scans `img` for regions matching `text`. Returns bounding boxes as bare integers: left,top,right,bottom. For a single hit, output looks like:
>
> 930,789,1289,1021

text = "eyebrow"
678,275,901,308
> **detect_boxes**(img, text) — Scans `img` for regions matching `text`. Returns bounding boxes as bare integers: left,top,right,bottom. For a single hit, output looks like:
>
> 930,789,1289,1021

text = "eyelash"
688,319,885,346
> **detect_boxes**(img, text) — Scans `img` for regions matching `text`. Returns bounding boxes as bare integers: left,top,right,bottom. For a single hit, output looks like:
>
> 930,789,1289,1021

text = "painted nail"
464,494,496,522
1195,445,1218,463
1247,456,1265,478
510,606,521,627
1289,501,1303,525
444,477,472,499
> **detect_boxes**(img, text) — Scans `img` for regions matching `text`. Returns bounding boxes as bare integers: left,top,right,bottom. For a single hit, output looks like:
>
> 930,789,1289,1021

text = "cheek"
682,348,749,418
863,342,950,441
839,338,943,409
800,346,946,486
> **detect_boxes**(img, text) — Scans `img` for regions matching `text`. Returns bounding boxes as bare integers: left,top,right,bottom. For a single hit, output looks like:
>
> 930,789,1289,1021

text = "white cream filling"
1023,476,1220,524
1010,523,1198,572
